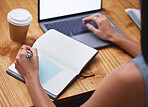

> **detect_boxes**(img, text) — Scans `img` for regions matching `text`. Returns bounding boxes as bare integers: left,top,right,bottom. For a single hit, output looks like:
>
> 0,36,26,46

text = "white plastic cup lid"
7,8,32,26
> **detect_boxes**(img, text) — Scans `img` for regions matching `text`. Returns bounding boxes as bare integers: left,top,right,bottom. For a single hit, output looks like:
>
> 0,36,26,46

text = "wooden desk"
0,0,140,106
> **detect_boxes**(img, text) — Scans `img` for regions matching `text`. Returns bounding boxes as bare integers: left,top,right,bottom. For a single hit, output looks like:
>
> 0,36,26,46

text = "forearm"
26,76,56,107
83,13,141,57
110,33,141,57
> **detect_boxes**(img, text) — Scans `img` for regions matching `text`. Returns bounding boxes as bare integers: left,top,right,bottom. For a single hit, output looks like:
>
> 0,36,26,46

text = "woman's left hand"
82,13,118,42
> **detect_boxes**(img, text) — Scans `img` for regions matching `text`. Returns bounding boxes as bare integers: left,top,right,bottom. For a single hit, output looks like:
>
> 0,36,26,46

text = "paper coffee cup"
7,8,32,42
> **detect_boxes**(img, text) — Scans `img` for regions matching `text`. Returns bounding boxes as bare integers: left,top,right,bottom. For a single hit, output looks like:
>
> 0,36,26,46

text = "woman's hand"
83,13,141,57
15,45,56,107
83,13,120,42
15,45,39,82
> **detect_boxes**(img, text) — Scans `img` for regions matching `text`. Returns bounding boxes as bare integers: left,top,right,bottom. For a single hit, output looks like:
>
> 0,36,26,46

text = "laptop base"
39,11,126,49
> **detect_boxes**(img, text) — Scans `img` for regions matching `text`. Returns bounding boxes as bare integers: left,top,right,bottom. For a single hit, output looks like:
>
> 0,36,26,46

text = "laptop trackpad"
71,32,110,49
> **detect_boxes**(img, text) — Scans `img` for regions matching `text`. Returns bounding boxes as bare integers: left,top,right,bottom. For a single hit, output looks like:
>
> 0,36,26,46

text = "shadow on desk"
54,91,94,107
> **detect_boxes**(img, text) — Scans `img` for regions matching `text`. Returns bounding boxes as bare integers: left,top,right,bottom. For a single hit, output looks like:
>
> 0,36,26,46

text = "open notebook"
6,29,98,100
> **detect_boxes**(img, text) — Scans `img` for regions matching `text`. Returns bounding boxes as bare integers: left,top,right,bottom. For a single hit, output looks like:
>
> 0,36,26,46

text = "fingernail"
82,18,86,20
86,24,91,29
82,19,85,23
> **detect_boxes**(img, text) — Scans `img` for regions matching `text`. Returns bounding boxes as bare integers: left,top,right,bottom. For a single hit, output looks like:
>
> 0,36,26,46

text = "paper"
33,29,98,74
38,56,62,85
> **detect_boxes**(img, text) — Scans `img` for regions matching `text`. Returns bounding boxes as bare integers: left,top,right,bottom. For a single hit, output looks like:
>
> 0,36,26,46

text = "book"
125,8,141,29
6,29,98,100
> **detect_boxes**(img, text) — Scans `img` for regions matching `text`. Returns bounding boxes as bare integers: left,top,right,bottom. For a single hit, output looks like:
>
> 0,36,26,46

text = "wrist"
25,73,40,87
109,32,126,44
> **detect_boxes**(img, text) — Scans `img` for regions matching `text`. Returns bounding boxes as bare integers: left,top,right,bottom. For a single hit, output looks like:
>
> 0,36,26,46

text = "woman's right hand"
15,45,39,82
83,13,121,42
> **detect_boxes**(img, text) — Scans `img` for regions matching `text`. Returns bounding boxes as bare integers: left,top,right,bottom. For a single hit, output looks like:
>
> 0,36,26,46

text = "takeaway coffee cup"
7,8,32,42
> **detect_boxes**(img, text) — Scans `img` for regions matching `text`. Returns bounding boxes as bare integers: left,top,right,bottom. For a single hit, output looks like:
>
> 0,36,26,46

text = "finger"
86,24,100,35
20,45,31,51
83,16,97,23
21,48,28,55
82,15,97,23
82,13,102,24
21,45,31,50
82,17,97,24
82,17,91,24
90,13,102,18
17,49,28,59
102,15,106,18
19,45,31,53
30,48,38,56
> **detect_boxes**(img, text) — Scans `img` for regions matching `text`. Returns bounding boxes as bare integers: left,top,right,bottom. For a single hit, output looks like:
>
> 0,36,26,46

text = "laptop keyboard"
44,17,98,36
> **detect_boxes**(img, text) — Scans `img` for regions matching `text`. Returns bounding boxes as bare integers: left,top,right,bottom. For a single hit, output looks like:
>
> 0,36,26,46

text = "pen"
26,50,33,58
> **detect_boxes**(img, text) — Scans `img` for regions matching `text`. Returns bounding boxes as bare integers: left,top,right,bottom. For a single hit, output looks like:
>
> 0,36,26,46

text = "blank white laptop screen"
40,0,102,20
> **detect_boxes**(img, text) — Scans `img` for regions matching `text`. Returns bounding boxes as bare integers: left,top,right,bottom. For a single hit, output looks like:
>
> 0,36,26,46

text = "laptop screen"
39,0,102,21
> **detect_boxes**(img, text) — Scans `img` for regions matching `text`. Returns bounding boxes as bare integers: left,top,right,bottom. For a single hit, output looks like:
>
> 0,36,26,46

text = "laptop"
38,0,126,49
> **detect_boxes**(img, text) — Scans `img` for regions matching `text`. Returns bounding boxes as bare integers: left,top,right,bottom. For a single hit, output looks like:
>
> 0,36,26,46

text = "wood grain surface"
0,0,140,106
